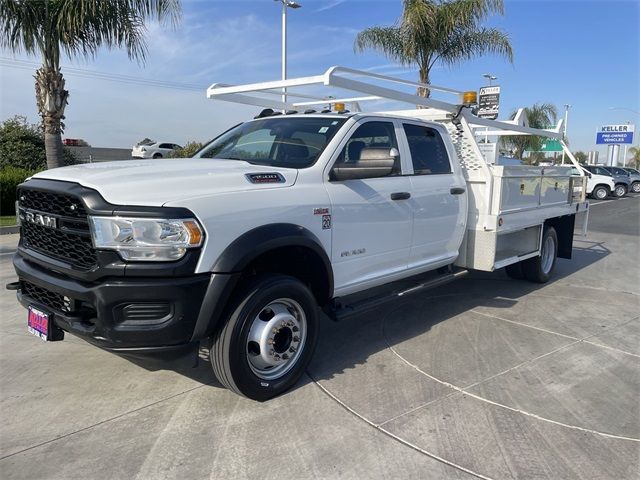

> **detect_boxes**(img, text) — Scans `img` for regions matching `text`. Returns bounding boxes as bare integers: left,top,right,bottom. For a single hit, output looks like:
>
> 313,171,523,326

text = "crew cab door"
398,122,467,269
324,119,413,296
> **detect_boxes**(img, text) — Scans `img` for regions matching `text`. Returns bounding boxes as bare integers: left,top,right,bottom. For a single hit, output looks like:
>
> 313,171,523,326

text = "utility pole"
275,0,301,108
561,104,571,164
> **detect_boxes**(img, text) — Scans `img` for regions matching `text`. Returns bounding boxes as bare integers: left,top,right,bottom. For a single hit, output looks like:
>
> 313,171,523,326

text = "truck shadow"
118,238,610,393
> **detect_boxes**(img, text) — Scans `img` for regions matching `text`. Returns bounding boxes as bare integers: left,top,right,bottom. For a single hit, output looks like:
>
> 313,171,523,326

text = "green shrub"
169,141,204,158
0,166,39,216
0,115,80,170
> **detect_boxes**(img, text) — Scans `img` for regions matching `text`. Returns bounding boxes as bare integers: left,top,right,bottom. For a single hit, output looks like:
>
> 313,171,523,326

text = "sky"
1,0,638,160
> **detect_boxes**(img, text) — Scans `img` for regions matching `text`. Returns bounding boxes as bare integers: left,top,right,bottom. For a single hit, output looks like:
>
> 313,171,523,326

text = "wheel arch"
544,215,575,260
213,223,334,303
192,224,333,343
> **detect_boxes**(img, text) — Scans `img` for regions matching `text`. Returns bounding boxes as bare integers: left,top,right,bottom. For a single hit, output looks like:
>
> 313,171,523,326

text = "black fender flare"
191,224,333,341
213,223,333,286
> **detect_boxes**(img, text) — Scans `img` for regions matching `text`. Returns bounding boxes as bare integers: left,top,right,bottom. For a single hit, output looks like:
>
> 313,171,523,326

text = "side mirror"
331,147,397,181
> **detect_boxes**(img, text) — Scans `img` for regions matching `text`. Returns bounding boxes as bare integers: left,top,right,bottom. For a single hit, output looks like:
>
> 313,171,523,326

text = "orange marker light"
184,220,203,246
462,91,477,105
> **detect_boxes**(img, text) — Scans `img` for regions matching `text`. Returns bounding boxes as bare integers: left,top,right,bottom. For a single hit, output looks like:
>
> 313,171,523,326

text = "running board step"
327,269,468,321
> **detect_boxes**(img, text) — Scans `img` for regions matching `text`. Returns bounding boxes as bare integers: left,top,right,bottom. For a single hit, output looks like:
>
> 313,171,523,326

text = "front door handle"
450,187,466,195
391,192,411,200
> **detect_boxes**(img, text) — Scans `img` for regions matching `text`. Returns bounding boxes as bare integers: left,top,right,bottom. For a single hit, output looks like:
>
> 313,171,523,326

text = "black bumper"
13,254,236,352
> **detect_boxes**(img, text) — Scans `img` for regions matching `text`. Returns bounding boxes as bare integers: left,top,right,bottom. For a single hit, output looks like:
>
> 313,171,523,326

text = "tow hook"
5,282,20,291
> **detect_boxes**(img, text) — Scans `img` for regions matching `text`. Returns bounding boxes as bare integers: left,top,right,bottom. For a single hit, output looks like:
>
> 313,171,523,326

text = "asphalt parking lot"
1,195,638,480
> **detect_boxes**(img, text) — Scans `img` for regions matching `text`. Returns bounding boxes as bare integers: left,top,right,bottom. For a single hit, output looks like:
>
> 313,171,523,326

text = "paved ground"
0,196,638,480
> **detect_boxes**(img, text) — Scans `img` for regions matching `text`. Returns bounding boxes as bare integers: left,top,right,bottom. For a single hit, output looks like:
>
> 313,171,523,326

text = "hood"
32,158,298,206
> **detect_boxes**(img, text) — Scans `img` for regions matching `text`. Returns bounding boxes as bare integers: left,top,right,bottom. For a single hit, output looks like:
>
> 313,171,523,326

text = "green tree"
573,151,588,164
501,103,558,162
0,115,77,170
0,0,181,169
627,146,640,169
169,141,204,158
355,0,513,98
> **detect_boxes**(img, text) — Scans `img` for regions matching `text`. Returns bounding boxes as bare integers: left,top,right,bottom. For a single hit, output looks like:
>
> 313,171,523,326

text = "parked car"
131,141,182,159
571,166,615,199
582,165,629,197
620,167,640,193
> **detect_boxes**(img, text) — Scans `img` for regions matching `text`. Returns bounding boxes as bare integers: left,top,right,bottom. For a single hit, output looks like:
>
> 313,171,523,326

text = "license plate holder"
28,306,52,341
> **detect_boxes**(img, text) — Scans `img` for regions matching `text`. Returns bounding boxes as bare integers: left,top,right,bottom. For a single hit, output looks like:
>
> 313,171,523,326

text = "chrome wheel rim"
541,235,555,275
632,183,640,193
595,188,607,199
615,186,625,197
246,298,307,381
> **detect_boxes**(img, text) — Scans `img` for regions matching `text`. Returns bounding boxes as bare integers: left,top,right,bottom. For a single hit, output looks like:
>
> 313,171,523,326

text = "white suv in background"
132,141,182,159
572,165,616,199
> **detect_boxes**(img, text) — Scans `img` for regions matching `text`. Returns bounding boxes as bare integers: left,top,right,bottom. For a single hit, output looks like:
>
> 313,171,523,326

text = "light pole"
561,104,571,163
275,0,301,108
482,73,497,86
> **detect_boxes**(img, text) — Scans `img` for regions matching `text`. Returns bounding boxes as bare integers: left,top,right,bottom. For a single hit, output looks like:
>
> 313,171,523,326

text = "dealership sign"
595,124,634,144
477,86,500,119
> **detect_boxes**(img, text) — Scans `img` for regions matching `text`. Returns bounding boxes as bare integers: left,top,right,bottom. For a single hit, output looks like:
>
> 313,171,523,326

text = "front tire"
631,182,640,193
614,184,627,197
210,274,318,401
522,227,558,283
591,185,609,200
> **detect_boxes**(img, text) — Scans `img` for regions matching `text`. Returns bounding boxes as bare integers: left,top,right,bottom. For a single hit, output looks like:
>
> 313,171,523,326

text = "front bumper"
14,254,213,352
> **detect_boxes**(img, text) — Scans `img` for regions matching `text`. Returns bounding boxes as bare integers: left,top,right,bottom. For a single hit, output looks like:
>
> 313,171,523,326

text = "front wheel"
591,185,609,200
210,274,318,401
522,227,558,283
614,184,627,197
631,182,640,193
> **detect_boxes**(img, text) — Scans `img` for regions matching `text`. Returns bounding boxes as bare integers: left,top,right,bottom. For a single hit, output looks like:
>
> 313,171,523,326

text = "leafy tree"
628,146,640,169
169,141,204,158
501,103,558,162
0,0,181,169
573,151,588,164
0,115,77,170
355,0,513,97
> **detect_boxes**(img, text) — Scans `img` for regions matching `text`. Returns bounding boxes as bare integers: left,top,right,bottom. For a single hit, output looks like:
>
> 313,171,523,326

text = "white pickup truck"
11,67,588,400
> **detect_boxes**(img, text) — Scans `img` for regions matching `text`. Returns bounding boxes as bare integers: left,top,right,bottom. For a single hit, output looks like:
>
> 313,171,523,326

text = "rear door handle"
450,187,466,195
391,192,411,200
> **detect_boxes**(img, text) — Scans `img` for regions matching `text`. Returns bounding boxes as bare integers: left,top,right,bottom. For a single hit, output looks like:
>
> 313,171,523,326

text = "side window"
158,143,172,149
332,121,401,179
403,124,451,175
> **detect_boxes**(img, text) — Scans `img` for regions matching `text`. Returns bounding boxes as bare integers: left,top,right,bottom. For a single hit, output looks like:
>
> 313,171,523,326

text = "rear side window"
158,143,173,149
403,124,451,175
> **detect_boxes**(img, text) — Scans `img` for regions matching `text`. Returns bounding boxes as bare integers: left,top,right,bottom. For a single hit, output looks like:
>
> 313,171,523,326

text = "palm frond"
354,26,411,65
439,27,513,66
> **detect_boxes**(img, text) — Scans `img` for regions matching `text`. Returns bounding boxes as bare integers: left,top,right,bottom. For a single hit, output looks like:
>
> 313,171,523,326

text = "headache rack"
207,66,589,271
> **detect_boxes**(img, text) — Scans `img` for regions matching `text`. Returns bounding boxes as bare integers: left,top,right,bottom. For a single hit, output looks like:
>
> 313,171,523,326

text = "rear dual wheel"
505,227,558,284
210,274,318,401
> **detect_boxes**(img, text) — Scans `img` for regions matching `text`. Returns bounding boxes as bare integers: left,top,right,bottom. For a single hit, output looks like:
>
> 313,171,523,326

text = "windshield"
196,117,347,168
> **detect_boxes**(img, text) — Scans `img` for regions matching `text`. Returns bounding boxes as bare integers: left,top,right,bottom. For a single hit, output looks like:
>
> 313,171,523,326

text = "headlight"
89,216,203,261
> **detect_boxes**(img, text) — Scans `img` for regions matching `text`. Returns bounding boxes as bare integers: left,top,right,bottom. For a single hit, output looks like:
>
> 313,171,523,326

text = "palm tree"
0,0,181,169
628,146,640,169
355,0,513,98
501,103,558,161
